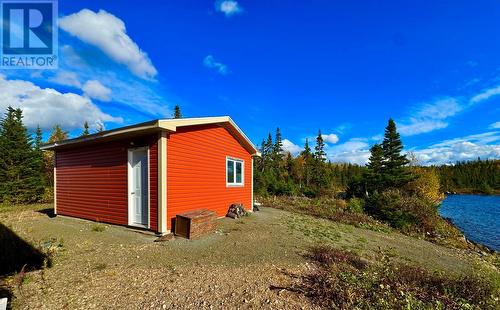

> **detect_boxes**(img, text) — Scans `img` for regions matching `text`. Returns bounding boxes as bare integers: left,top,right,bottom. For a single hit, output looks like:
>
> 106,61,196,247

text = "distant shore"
444,189,500,196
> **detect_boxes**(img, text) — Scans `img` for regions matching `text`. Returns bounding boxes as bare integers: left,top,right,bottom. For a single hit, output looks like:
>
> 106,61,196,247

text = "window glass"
235,161,242,183
227,160,234,183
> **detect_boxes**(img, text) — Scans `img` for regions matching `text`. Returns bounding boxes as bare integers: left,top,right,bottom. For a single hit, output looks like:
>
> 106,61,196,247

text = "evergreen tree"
262,132,273,170
312,130,328,192
314,130,326,162
272,127,284,168
43,125,69,187
273,127,283,157
301,138,312,160
34,125,43,150
173,105,182,119
301,138,313,187
82,121,90,136
365,143,384,194
381,119,411,187
0,107,44,203
367,144,384,174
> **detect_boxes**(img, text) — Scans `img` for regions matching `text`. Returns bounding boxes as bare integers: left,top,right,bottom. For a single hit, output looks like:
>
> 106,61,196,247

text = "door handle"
131,192,135,194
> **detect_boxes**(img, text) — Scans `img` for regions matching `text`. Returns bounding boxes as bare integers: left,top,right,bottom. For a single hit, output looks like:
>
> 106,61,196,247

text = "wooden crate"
174,209,217,239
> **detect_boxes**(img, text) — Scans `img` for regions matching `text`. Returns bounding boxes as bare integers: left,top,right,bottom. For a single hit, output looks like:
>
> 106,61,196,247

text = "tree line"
253,128,365,197
254,119,499,198
432,159,500,194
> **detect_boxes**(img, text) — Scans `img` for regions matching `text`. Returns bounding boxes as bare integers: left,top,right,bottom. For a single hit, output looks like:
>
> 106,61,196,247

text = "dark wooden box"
174,209,217,239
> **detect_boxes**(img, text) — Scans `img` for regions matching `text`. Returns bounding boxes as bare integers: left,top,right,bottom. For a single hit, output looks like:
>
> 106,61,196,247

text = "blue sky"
1,0,499,165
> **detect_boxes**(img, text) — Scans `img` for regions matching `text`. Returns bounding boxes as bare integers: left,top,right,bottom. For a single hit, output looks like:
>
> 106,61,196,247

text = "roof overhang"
41,116,260,156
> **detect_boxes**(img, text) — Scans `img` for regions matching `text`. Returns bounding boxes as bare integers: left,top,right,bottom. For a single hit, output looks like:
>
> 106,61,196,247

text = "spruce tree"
301,138,311,159
314,130,326,162
82,121,90,136
262,132,273,169
312,130,328,193
301,138,313,187
365,143,384,194
272,127,284,166
0,107,44,203
43,125,69,187
173,105,182,119
273,127,283,156
381,119,411,187
367,143,384,174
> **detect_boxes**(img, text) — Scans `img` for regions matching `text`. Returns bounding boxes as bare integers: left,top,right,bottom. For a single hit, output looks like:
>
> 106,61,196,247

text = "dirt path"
0,205,486,309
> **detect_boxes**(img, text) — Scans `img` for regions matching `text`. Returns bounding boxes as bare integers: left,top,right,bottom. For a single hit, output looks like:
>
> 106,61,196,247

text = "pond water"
439,194,499,251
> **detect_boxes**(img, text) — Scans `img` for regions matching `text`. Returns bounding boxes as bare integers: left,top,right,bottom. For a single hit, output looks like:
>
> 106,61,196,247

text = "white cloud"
490,121,500,129
470,85,500,103
397,98,462,136
203,55,229,75
0,75,122,130
415,98,462,119
322,133,339,144
32,45,171,117
326,139,370,165
413,132,500,165
48,71,81,88
82,80,112,102
430,131,500,148
282,139,302,155
59,9,157,80
398,120,449,136
215,0,243,16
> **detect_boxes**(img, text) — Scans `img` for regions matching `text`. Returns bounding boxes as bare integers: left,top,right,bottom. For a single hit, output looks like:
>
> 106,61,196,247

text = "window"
226,157,244,186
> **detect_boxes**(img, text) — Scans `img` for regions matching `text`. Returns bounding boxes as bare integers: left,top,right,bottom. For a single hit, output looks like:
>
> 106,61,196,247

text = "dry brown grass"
288,246,500,309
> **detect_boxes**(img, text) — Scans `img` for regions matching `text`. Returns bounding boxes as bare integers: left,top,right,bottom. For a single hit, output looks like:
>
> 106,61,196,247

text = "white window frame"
226,157,244,187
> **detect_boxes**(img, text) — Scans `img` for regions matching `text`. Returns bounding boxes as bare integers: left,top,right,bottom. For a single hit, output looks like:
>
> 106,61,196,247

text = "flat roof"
41,116,260,156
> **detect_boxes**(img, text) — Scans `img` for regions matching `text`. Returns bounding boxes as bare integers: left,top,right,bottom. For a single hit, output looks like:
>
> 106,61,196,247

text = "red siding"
56,134,158,232
166,125,252,230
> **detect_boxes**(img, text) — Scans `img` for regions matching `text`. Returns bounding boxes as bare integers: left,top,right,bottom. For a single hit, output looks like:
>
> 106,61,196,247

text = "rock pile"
226,203,246,219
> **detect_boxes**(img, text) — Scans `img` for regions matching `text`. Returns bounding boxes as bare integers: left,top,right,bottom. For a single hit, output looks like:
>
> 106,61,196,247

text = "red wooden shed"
41,117,260,234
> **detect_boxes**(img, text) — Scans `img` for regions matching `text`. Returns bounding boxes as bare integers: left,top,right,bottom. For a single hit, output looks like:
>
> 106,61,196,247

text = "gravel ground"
0,205,487,309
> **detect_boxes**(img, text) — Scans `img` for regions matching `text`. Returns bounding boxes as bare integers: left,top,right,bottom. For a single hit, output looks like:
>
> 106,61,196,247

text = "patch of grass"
260,196,391,233
285,246,500,309
94,263,107,271
357,237,367,244
0,203,51,214
91,224,106,232
21,275,31,285
39,237,64,268
284,214,342,243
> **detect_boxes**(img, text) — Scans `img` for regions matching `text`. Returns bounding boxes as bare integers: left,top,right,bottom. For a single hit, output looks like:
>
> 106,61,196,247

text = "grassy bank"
259,195,479,250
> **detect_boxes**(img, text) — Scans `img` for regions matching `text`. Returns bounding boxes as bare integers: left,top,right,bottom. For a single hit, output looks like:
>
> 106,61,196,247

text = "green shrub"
91,224,106,232
346,198,364,213
369,189,440,234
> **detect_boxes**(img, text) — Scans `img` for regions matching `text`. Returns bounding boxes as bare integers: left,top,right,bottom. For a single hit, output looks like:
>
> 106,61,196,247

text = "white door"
129,148,148,227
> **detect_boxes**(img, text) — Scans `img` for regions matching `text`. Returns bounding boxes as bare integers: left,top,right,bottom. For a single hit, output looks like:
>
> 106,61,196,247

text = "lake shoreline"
439,194,499,252
441,215,498,254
